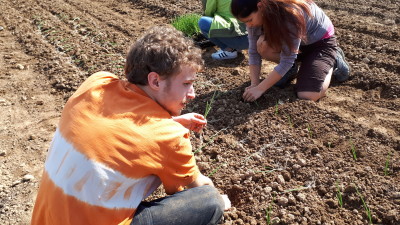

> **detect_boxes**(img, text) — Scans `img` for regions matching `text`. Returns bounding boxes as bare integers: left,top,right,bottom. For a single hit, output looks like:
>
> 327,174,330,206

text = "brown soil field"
0,0,399,224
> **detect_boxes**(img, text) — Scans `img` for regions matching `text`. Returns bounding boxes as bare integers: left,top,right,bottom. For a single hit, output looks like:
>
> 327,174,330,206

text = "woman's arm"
249,64,262,87
243,69,282,102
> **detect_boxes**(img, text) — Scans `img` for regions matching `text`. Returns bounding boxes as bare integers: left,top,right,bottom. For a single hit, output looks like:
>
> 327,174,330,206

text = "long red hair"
259,0,312,53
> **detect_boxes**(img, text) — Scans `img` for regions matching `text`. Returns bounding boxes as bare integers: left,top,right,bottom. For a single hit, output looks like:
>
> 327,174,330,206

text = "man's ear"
147,72,161,90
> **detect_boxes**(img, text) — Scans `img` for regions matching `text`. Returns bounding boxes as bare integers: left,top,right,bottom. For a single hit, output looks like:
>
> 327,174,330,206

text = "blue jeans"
198,16,248,51
131,185,224,225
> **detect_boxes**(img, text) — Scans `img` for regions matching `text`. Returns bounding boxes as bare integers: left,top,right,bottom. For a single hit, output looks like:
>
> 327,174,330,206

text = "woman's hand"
243,85,264,102
172,113,207,133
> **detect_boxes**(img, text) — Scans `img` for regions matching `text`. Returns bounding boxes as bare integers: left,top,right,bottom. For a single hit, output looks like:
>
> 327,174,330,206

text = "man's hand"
187,173,214,188
221,194,231,211
172,113,207,133
243,85,265,102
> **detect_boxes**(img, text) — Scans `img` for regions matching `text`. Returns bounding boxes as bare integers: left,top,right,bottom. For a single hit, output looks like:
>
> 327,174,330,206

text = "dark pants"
131,185,224,225
296,36,337,92
198,16,249,51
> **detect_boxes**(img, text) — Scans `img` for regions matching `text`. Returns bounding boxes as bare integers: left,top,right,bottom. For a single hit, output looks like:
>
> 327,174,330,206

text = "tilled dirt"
0,0,399,224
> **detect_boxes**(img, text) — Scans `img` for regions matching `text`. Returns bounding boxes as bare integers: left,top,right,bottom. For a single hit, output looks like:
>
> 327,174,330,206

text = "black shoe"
275,62,298,88
333,47,350,82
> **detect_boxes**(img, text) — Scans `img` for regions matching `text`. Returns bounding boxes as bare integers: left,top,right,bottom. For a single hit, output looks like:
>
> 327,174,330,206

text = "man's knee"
199,186,225,218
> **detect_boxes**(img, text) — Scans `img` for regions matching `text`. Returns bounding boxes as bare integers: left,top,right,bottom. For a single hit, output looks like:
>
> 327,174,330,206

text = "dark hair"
231,0,259,19
125,25,203,85
231,0,313,52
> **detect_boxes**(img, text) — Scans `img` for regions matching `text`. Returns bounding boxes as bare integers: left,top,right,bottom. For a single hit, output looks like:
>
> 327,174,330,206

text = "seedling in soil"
253,100,260,108
265,195,275,225
193,128,227,154
286,114,293,128
274,101,279,115
208,163,226,177
327,142,332,149
384,151,391,176
355,185,372,224
254,166,281,174
282,180,315,193
204,91,217,119
198,91,217,152
307,123,313,138
282,186,310,193
350,138,357,160
336,181,343,208
171,13,201,37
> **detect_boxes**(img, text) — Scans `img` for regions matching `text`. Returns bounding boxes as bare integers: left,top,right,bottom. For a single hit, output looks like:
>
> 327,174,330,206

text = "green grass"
350,138,357,160
193,128,227,154
208,163,226,177
282,186,311,193
355,185,372,224
307,123,313,138
336,181,343,208
254,166,280,174
286,114,293,128
204,91,217,119
265,196,275,225
274,100,279,115
384,151,391,176
171,13,201,37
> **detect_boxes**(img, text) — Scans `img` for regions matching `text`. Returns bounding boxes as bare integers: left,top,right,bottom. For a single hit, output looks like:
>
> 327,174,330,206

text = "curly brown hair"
125,25,204,85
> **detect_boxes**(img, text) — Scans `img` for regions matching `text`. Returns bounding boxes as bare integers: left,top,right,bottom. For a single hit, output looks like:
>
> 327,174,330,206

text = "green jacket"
202,0,247,38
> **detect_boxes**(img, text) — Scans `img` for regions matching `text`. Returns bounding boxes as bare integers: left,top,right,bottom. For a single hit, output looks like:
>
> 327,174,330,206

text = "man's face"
156,66,196,116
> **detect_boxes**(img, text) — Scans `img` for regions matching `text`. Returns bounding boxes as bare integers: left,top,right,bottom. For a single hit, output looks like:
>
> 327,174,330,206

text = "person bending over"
31,25,230,225
199,0,249,60
231,0,350,102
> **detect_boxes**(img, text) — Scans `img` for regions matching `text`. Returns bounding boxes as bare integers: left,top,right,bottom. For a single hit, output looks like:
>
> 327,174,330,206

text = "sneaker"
211,49,238,60
274,62,298,88
333,47,350,82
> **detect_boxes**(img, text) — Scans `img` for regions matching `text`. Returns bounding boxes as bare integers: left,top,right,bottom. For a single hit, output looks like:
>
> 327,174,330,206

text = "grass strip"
171,13,201,37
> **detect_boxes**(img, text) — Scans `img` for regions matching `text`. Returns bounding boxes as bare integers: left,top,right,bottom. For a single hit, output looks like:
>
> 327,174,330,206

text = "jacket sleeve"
204,0,217,17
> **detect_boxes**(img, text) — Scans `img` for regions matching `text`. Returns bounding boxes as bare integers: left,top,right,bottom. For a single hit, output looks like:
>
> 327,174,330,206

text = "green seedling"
327,142,332,149
62,44,73,52
384,151,391,176
265,195,275,225
171,13,201,37
355,185,372,224
274,100,279,115
286,114,293,128
60,37,70,43
56,13,69,21
336,181,343,208
108,42,117,47
254,166,280,174
204,91,217,119
283,181,315,193
282,186,310,193
208,163,226,177
307,123,313,138
350,138,357,160
193,128,227,154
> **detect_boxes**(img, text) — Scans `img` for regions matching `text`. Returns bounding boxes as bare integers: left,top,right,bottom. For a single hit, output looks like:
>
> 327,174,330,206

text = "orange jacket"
31,72,199,225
